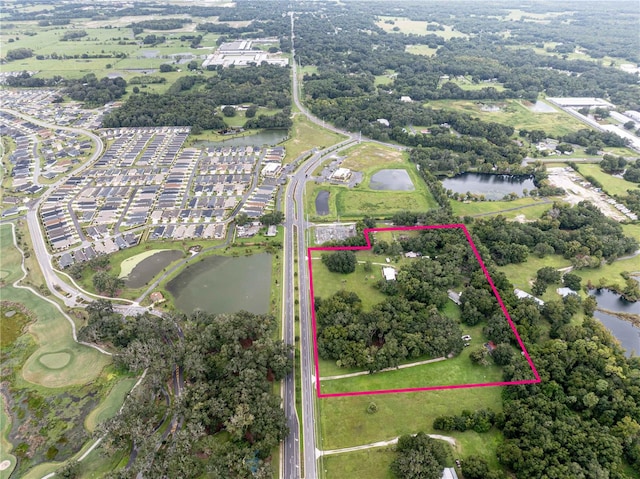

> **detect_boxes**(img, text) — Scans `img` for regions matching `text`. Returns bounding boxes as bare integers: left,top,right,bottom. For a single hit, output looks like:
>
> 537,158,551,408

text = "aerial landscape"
0,0,639,478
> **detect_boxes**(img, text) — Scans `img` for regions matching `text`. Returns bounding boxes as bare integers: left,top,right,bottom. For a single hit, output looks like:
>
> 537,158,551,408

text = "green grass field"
451,197,554,219
376,17,468,39
306,143,437,220
0,225,111,388
318,386,503,450
320,339,507,395
498,254,572,292
573,256,640,291
282,114,347,163
405,45,438,57
84,377,138,432
310,257,387,311
443,76,506,92
320,448,396,479
426,99,587,136
574,164,640,196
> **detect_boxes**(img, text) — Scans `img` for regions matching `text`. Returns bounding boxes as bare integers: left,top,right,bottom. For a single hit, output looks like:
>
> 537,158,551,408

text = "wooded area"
77,302,292,478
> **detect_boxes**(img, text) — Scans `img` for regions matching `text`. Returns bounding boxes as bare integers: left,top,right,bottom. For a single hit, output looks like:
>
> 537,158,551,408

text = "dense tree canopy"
390,433,449,479
84,307,291,477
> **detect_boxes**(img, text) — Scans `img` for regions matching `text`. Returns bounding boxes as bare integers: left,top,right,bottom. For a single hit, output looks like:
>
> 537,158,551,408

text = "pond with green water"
166,254,272,314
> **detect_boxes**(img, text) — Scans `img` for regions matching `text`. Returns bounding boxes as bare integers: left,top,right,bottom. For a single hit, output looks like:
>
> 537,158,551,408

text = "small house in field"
150,292,165,303
382,266,397,281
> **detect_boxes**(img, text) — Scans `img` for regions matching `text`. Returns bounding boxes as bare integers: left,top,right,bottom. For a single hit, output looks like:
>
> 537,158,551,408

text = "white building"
514,288,544,306
261,162,282,177
330,168,352,181
382,266,397,281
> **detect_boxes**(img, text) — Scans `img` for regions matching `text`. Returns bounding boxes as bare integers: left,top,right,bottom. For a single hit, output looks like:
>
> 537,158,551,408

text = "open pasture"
426,99,587,136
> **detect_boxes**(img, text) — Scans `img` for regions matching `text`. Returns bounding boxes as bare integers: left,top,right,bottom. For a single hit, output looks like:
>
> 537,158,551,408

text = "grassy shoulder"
282,114,347,163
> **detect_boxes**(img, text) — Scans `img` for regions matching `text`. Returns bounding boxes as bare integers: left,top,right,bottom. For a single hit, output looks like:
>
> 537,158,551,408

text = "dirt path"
317,434,457,457
546,167,627,221
320,357,446,381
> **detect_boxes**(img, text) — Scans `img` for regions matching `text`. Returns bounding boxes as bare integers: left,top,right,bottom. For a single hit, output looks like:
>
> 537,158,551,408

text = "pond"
124,250,184,289
194,129,288,148
589,288,640,316
369,169,415,191
441,173,536,200
166,254,272,315
315,190,330,216
589,288,640,357
594,311,640,357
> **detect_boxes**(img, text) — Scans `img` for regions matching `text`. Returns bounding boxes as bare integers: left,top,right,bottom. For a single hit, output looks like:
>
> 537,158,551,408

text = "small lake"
125,250,184,289
594,311,640,357
166,254,272,314
194,129,288,148
589,288,640,357
315,190,330,216
441,173,535,200
589,289,640,316
369,169,415,191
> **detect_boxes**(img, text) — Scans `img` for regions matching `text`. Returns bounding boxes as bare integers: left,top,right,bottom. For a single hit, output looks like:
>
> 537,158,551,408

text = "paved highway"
282,13,363,479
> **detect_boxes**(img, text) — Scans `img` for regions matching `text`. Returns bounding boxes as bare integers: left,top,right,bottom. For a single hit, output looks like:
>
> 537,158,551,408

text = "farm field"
0,20,218,83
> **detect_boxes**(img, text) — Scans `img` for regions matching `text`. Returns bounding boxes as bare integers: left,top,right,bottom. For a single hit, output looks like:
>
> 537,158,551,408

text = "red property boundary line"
307,224,541,398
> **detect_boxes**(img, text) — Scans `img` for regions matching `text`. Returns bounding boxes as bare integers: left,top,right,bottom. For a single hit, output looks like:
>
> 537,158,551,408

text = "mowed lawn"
575,164,640,196
498,254,572,292
283,114,347,163
0,225,111,388
307,142,438,219
320,428,505,479
84,376,138,432
318,386,503,450
451,197,554,219
321,448,396,479
319,336,509,395
310,257,387,311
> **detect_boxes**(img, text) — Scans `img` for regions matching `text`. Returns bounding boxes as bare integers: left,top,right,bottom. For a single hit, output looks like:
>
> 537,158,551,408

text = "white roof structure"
261,163,281,176
382,267,396,281
556,287,578,297
547,97,615,108
330,168,351,180
442,468,459,479
514,288,544,305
